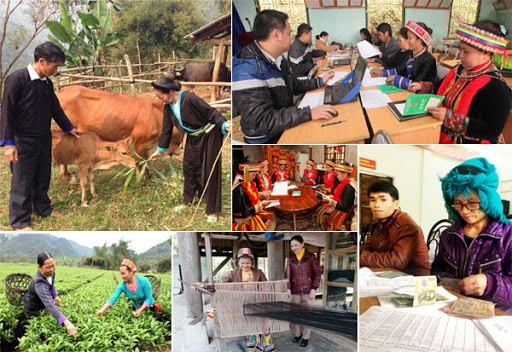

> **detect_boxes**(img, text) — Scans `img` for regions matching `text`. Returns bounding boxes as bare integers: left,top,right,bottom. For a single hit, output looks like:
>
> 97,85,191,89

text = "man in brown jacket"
360,180,430,276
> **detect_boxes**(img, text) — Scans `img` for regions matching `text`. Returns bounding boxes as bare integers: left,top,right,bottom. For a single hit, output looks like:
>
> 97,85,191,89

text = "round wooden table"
270,185,321,230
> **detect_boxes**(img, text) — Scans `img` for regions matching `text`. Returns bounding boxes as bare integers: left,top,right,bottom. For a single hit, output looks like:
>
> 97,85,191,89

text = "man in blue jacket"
233,10,336,144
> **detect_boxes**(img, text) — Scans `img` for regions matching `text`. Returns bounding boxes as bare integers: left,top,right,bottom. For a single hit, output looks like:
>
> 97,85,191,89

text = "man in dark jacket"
288,23,326,77
360,180,431,276
367,23,401,68
0,42,80,230
233,10,336,144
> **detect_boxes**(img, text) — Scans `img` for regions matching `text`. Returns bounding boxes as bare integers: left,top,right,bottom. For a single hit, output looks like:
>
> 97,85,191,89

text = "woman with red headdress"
302,159,317,186
232,163,274,231
428,20,512,144
272,159,290,183
255,160,273,199
322,160,337,193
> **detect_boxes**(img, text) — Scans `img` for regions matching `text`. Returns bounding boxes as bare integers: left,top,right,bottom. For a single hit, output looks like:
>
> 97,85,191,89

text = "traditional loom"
213,280,290,338
244,301,358,340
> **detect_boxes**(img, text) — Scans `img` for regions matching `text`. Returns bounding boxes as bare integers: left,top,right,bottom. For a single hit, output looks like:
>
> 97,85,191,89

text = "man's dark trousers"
9,134,52,228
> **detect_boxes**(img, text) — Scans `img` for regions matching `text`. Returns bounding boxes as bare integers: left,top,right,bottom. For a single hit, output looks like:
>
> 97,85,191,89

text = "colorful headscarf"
456,23,509,65
334,163,353,174
440,157,508,223
278,159,288,166
259,160,269,169
306,159,316,168
239,163,260,183
121,258,137,272
405,20,432,46
325,160,335,169
237,247,255,262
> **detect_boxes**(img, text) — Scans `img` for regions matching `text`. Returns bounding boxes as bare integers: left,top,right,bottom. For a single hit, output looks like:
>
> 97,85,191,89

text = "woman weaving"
428,21,512,144
191,248,275,352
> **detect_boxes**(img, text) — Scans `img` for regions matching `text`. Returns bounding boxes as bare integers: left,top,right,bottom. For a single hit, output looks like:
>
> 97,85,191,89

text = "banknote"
413,275,437,307
442,297,495,319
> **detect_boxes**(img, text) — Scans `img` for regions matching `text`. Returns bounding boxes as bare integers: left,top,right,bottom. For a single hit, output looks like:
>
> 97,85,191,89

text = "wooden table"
359,268,510,316
270,185,321,230
278,56,370,144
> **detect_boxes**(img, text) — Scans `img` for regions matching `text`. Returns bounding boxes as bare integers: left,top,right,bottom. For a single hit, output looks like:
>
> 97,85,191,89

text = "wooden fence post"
123,54,136,95
211,39,224,102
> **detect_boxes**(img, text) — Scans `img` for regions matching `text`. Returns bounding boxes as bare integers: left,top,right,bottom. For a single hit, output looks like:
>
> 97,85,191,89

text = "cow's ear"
125,137,134,147
104,146,113,152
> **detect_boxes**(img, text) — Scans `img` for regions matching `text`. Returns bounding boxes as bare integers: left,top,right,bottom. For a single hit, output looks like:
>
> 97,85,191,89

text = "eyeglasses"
451,202,481,211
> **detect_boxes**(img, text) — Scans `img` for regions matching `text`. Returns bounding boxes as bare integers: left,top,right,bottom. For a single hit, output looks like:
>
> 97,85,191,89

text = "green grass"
0,145,231,231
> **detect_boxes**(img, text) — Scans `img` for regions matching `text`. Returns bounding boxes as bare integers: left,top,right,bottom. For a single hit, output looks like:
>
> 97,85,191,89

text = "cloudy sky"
47,231,174,254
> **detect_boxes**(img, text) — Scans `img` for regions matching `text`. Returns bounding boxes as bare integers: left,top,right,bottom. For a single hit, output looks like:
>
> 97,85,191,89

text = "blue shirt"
108,275,154,309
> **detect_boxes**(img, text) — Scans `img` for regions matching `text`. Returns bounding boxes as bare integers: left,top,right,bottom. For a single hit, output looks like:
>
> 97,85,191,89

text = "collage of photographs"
1,0,512,351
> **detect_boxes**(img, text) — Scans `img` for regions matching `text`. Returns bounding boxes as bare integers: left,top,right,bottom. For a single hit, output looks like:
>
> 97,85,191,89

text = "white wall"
233,0,258,32
404,8,450,43
307,8,367,46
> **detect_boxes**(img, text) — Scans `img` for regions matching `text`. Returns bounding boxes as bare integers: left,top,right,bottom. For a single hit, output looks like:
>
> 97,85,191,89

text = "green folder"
403,94,445,116
376,84,404,94
292,191,301,196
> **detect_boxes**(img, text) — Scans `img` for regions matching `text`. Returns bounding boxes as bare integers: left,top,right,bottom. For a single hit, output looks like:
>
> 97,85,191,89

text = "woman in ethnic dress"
232,163,274,231
428,21,512,144
302,159,317,186
370,20,437,93
149,77,230,223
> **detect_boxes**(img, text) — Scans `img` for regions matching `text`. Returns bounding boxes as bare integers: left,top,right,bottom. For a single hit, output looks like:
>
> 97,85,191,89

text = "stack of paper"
298,91,325,109
356,40,381,59
360,90,392,109
360,306,501,351
362,68,387,87
271,181,289,196
319,71,348,85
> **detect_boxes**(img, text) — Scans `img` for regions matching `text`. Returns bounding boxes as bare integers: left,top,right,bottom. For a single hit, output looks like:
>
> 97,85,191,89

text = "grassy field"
0,140,232,231
0,263,171,351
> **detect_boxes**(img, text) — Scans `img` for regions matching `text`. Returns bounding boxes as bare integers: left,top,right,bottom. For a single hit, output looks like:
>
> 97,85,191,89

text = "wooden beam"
202,38,232,46
177,232,203,318
267,240,284,281
211,39,224,102
204,233,214,285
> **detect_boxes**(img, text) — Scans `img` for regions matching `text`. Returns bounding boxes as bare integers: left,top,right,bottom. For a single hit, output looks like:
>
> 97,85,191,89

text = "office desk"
270,185,321,230
278,60,370,144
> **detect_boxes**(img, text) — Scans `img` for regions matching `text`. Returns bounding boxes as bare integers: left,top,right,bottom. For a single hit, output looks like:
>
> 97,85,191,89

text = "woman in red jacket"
302,159,317,185
285,235,322,348
323,160,336,193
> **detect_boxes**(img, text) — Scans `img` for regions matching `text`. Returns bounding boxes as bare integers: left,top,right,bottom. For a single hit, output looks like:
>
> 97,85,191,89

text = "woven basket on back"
144,275,161,300
5,273,32,306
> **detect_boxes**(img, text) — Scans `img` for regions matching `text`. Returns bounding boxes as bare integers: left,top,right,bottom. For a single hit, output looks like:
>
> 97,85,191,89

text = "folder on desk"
388,94,444,122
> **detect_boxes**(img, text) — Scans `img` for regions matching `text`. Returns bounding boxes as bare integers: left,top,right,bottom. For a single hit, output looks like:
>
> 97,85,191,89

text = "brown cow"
52,130,138,207
56,86,183,159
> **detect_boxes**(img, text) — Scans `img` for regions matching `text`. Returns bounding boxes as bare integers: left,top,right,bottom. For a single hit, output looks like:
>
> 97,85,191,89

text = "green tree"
156,258,172,273
45,0,119,67
108,0,211,64
0,0,58,91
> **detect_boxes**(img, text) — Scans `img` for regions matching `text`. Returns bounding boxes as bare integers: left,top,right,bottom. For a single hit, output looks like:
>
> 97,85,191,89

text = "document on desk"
271,181,289,196
357,40,381,59
474,316,512,352
319,71,348,85
360,90,392,109
298,91,324,109
265,200,280,208
360,306,501,352
362,68,387,87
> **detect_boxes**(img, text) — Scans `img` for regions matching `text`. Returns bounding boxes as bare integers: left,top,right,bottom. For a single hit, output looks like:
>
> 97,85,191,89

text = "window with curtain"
366,0,403,39
448,0,479,37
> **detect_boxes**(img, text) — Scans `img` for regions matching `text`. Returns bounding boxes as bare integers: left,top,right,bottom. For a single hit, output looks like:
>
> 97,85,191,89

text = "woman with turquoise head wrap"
432,157,512,313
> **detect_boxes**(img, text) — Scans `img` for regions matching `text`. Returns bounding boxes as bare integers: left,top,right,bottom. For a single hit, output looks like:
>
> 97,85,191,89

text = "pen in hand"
321,120,347,127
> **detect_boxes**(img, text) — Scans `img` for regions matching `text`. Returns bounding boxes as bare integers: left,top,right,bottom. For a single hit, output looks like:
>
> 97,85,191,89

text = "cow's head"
167,67,185,80
96,140,138,171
